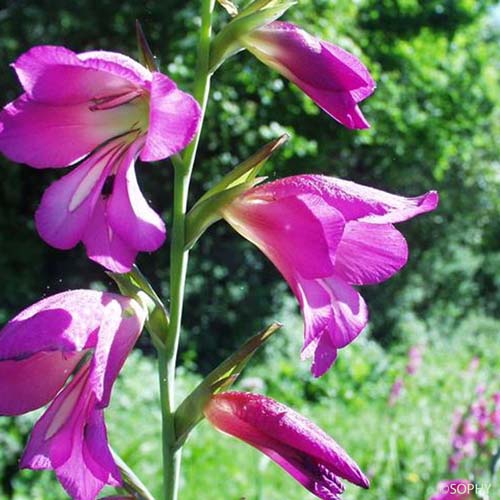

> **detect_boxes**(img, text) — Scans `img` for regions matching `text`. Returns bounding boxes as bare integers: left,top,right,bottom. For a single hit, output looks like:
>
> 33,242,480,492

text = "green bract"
174,322,282,447
210,0,296,72
185,134,288,249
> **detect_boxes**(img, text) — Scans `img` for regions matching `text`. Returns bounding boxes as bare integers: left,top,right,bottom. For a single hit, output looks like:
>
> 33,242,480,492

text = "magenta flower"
0,46,201,272
0,290,146,500
242,21,375,128
429,479,475,499
221,174,438,376
388,378,404,406
406,345,424,375
204,392,369,500
491,393,500,437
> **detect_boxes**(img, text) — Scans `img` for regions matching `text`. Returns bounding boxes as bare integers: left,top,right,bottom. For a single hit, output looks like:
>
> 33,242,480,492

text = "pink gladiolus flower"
0,46,201,272
204,392,369,500
429,479,475,499
221,174,438,376
0,290,145,500
242,22,375,129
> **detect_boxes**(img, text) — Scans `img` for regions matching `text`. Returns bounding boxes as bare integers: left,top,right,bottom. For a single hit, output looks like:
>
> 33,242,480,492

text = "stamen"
89,89,144,111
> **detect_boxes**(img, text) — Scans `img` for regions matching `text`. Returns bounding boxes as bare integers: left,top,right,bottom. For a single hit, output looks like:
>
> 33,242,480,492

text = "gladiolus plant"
0,1,439,499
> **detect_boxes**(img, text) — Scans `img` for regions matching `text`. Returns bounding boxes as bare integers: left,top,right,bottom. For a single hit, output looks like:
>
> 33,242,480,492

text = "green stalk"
159,1,216,499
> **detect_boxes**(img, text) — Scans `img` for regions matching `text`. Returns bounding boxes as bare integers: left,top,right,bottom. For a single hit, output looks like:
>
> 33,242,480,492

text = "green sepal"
185,178,263,250
209,0,296,72
111,448,156,500
217,0,239,17
184,134,288,250
108,265,169,349
135,20,159,72
174,322,282,447
238,0,296,18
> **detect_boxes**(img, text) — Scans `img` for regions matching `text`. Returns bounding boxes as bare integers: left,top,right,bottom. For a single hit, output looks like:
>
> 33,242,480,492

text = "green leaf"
111,448,156,500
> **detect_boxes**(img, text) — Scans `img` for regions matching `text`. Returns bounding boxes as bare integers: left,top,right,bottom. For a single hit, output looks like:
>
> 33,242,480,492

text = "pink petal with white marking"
107,140,166,252
0,351,84,416
224,193,344,280
35,142,120,249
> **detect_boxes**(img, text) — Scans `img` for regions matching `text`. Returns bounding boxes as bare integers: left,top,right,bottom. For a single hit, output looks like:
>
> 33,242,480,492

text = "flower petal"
0,307,74,357
246,23,372,92
140,71,201,161
13,45,150,105
88,297,144,406
323,277,368,349
0,94,138,168
0,290,140,358
315,176,439,223
81,409,121,487
290,77,371,129
82,198,138,273
34,142,118,249
224,193,344,280
107,141,166,252
303,333,338,379
0,351,84,416
252,175,439,224
298,276,368,376
78,50,151,88
21,365,119,500
334,222,408,285
20,364,92,472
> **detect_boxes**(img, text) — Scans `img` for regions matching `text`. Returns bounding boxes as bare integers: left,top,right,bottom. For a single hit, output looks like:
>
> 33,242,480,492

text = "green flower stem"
159,1,216,499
